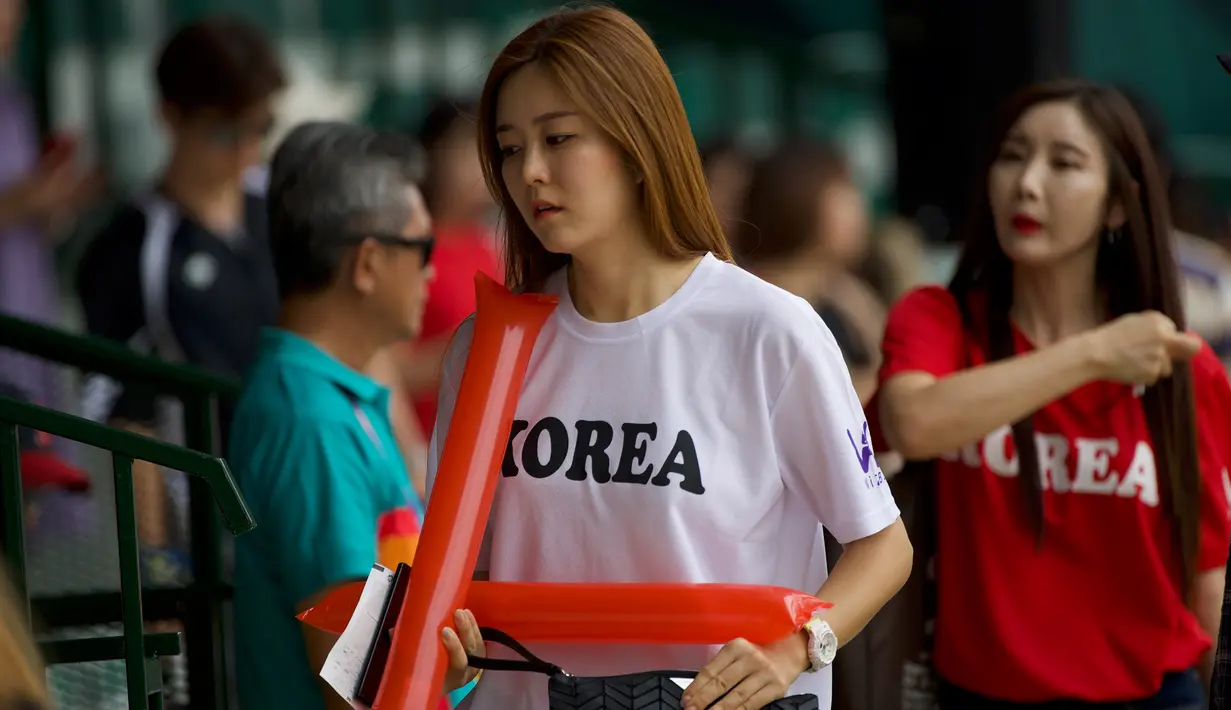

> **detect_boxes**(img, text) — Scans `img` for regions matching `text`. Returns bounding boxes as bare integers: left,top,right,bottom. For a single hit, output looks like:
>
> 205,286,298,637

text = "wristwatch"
801,616,838,673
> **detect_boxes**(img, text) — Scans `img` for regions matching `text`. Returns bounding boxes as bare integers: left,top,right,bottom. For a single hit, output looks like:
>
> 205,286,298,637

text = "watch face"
818,630,838,663
806,620,839,669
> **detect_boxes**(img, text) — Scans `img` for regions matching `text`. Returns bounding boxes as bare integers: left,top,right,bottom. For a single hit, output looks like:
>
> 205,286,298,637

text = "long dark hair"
1117,84,1231,247
948,79,1201,586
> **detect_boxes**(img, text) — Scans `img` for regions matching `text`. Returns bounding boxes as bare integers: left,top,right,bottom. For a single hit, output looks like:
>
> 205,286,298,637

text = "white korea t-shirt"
427,253,900,710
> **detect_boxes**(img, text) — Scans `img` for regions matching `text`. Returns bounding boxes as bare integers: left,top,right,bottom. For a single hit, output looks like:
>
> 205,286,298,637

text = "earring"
1104,227,1121,245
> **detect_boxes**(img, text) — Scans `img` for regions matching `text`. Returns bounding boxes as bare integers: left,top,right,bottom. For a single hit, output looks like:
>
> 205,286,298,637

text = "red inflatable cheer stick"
300,581,832,647
373,273,556,710
464,583,829,645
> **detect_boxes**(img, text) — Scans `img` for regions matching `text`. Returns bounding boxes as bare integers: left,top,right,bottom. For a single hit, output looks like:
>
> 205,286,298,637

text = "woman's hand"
441,608,484,692
1087,311,1202,386
682,632,809,710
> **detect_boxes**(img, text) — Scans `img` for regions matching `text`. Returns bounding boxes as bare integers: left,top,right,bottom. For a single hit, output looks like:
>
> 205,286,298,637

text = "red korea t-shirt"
871,285,1231,702
410,224,502,435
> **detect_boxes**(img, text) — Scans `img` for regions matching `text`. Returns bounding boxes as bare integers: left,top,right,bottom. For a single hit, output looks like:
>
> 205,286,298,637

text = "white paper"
670,678,693,690
320,564,396,707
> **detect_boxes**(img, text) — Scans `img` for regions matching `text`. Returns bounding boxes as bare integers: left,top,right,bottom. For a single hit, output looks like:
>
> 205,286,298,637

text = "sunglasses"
341,233,435,266
205,116,276,147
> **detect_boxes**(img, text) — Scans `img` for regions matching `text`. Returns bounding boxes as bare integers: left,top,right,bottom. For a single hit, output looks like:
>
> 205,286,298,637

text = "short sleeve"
426,317,491,571
77,209,158,426
242,417,380,604
773,313,901,544
878,285,967,383
1191,344,1231,571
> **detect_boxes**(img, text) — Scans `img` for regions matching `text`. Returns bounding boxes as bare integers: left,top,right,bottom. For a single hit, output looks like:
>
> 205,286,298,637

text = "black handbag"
467,627,820,710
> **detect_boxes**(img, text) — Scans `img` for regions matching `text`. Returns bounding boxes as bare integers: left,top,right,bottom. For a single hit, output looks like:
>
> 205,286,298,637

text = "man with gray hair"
228,121,434,710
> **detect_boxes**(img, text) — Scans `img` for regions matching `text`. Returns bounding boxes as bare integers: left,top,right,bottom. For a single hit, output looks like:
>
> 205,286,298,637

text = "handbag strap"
466,628,702,682
466,627,565,676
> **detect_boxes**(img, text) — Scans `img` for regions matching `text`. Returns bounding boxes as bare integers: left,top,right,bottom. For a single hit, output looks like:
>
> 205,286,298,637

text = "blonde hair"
0,562,49,706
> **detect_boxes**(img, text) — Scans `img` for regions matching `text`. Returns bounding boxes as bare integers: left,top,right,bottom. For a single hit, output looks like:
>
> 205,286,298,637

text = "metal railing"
0,396,254,708
0,313,246,709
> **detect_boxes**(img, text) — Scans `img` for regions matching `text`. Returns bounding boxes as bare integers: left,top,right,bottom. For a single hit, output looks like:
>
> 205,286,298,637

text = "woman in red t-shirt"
376,97,503,496
874,80,1231,708
404,97,502,438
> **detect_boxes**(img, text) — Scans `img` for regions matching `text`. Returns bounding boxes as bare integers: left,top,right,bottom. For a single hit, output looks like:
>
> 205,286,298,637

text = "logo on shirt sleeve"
848,422,886,490
183,252,219,291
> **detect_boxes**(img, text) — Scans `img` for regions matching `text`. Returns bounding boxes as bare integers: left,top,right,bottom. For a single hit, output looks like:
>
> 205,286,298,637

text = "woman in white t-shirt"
430,7,913,710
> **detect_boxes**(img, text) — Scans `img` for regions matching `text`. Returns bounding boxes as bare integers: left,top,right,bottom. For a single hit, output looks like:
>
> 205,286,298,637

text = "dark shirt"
76,189,279,435
814,300,873,368
1213,557,1231,708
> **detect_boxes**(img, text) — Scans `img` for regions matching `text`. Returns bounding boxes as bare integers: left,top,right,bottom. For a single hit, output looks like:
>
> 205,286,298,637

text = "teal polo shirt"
230,329,423,710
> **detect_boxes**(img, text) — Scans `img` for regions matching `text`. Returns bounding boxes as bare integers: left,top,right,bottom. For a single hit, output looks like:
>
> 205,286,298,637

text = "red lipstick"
1011,213,1042,234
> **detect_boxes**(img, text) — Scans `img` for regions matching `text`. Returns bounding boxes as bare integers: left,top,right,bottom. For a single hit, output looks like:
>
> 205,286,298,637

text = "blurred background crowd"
3,0,1231,708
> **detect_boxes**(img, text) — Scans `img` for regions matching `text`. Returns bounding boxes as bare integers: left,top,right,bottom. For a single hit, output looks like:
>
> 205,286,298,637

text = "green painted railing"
0,396,254,709
0,314,240,401
0,314,245,710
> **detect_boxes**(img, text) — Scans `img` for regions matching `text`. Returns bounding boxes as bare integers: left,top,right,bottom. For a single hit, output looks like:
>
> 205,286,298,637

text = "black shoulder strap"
466,628,701,682
466,627,564,676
